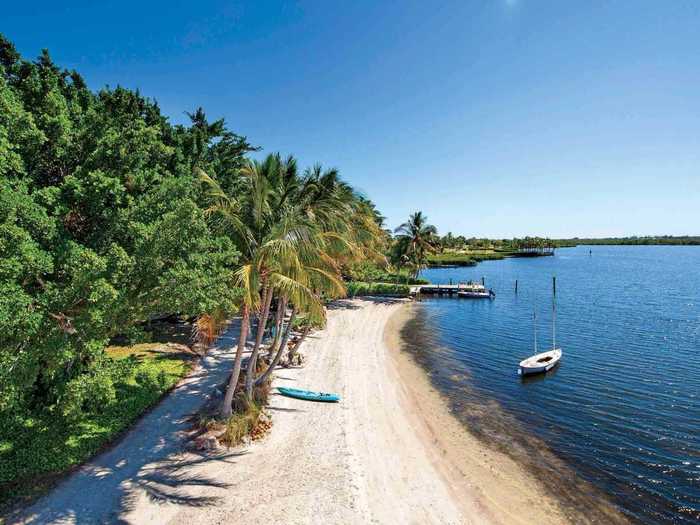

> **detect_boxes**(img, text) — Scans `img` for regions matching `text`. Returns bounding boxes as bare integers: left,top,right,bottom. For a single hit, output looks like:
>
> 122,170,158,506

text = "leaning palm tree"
199,155,366,414
238,157,346,400
199,155,289,412
249,164,385,389
394,211,439,278
197,166,254,418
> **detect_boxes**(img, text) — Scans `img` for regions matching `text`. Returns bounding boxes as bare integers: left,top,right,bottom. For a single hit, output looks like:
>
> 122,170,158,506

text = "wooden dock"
409,284,479,296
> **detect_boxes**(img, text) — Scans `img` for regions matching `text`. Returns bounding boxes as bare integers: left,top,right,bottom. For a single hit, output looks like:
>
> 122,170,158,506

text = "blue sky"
5,1,700,238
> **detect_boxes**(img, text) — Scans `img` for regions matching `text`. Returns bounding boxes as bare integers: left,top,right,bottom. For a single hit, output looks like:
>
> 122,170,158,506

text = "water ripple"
412,246,700,525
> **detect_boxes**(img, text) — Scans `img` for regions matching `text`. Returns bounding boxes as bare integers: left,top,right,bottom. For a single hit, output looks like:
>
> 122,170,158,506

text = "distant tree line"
388,225,699,274
437,234,699,250
554,236,700,246
435,234,558,251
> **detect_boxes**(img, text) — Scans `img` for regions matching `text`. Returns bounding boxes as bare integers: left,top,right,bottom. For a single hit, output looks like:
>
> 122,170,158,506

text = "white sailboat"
519,277,562,376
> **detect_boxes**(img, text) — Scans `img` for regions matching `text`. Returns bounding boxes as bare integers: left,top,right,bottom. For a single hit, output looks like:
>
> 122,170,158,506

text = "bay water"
408,246,700,524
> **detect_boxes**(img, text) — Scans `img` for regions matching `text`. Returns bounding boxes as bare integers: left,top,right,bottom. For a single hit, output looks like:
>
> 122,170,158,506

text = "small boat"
519,277,562,376
457,290,493,298
519,348,562,375
457,281,495,299
277,387,340,403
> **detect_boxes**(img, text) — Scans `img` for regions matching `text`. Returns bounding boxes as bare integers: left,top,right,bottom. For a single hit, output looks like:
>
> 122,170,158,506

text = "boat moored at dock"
457,282,496,298
410,280,495,299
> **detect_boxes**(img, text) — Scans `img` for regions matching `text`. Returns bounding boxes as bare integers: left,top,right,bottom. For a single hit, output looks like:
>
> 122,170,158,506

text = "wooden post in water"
553,276,556,296
481,276,485,286
515,279,518,294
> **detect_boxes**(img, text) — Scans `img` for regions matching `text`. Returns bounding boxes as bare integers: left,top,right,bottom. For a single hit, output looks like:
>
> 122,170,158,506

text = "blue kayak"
277,387,340,403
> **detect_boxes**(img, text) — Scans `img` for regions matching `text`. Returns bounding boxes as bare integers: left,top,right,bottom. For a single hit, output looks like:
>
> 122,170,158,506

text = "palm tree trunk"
287,324,310,364
220,304,249,418
245,282,273,398
267,295,287,359
255,306,296,386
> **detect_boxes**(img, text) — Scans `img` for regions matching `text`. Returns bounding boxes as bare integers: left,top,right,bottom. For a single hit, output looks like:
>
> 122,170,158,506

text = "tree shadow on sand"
266,404,307,414
327,297,407,310
11,323,247,525
11,450,246,525
120,450,245,510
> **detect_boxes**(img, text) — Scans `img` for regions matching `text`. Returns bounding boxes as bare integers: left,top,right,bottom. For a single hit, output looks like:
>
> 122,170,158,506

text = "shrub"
345,281,410,297
345,262,428,284
221,403,261,446
60,368,117,421
117,326,153,346
135,368,168,392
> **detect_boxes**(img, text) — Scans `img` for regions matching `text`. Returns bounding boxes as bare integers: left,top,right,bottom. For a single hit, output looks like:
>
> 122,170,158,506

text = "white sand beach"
15,298,586,525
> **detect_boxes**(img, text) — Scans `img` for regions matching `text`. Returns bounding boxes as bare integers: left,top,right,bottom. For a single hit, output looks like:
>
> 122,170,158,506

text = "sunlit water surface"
407,246,700,524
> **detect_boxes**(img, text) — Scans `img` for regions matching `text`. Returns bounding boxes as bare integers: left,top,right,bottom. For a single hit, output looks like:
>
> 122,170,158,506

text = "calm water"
408,246,700,524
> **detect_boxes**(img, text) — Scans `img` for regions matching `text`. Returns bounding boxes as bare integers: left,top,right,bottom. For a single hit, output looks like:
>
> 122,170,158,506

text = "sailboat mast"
552,276,556,350
533,311,538,354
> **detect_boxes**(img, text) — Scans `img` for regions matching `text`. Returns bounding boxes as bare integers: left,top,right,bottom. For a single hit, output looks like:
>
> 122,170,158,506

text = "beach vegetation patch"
0,342,193,508
346,281,411,297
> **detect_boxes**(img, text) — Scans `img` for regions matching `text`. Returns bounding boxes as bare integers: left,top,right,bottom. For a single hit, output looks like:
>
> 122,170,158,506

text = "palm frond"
234,264,261,309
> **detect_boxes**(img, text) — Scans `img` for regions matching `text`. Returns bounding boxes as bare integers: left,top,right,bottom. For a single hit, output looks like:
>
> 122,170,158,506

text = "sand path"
15,298,575,525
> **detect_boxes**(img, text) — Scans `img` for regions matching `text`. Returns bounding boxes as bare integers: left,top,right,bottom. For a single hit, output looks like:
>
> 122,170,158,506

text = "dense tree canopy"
0,34,387,427
0,35,250,416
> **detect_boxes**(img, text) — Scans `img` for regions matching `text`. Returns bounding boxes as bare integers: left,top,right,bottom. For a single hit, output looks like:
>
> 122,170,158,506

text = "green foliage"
555,236,700,246
291,314,323,331
0,346,190,506
391,211,439,277
345,262,428,285
221,402,262,447
426,253,478,266
0,34,248,420
134,367,169,392
434,234,573,252
60,365,118,422
345,281,410,297
0,33,390,504
426,251,508,266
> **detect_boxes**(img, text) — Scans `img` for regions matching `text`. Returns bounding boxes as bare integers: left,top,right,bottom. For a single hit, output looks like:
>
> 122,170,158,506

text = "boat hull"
457,291,494,299
518,349,562,376
277,387,340,402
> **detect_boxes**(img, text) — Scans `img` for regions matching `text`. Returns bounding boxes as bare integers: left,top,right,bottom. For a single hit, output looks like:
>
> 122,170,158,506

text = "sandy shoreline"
387,302,630,525
383,302,572,525
15,298,623,524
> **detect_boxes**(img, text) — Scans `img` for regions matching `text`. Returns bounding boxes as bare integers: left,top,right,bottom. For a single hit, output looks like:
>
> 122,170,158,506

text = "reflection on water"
406,246,700,525
519,362,561,384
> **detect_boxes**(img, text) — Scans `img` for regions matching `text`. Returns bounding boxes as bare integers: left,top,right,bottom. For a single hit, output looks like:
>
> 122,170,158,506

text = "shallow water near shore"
407,245,700,524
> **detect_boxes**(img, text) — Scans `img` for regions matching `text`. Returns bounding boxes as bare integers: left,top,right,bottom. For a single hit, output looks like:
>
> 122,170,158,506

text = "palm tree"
197,165,253,418
198,156,308,409
393,211,439,278
246,162,385,394
199,155,378,415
